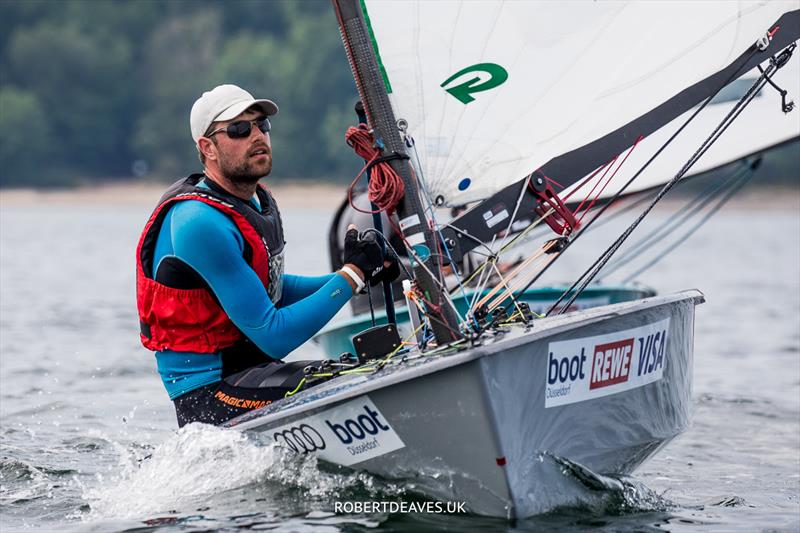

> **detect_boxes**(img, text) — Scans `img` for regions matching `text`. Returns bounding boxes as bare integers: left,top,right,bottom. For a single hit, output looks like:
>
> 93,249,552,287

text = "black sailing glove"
343,228,385,283
369,256,401,287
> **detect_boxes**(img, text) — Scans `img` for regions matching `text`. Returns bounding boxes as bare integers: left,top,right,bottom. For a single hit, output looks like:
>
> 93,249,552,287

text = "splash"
82,424,277,519
543,452,674,515
80,423,403,522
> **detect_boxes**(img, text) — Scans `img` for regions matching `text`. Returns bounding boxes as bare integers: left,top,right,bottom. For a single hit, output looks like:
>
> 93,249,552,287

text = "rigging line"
458,206,556,297
576,136,645,225
579,189,661,233
411,151,472,304
366,283,376,327
405,137,463,291
475,240,556,310
620,164,756,284
440,225,497,256
412,289,465,340
458,247,496,259
553,72,772,315
456,208,554,314
486,261,527,319
501,45,763,315
606,164,749,267
487,243,557,310
385,216,442,287
598,162,751,279
479,250,546,312
461,176,532,314
562,159,614,203
401,241,466,328
496,176,533,255
545,176,565,189
486,252,558,312
409,163,471,324
512,189,656,253
571,155,619,214
384,214,461,333
439,175,531,266
467,255,498,317
550,62,775,316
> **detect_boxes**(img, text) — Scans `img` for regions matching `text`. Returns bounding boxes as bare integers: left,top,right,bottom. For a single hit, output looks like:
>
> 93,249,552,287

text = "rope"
575,136,644,225
345,124,405,214
284,377,307,398
598,161,754,280
503,44,765,315
549,57,777,316
619,164,756,283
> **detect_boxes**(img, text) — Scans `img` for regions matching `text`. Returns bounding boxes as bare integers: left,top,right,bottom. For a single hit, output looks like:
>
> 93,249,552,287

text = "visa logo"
590,338,634,389
637,329,667,376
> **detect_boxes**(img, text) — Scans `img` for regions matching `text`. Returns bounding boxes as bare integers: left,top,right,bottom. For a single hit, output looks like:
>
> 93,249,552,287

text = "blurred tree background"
0,0,797,189
0,0,360,187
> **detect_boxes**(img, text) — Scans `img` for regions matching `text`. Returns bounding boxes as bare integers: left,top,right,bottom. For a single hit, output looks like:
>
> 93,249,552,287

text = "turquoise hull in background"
313,285,656,357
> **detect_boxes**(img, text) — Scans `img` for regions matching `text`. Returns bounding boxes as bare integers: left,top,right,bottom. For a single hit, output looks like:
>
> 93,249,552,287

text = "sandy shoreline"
0,180,347,209
0,180,797,211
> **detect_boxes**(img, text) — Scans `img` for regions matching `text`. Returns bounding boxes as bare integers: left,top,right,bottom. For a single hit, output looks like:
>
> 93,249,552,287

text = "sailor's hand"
369,257,401,286
343,224,385,283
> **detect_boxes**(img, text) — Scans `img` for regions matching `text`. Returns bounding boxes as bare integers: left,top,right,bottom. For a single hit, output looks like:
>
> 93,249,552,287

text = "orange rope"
345,124,405,214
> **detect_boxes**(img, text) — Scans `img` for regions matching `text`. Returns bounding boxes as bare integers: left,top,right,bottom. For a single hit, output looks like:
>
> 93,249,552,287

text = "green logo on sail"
441,63,508,104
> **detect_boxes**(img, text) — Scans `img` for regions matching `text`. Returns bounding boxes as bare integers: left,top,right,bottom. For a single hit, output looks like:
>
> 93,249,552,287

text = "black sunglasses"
207,116,271,139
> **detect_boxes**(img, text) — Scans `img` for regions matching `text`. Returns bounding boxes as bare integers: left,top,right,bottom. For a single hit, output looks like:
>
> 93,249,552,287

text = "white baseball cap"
190,84,278,142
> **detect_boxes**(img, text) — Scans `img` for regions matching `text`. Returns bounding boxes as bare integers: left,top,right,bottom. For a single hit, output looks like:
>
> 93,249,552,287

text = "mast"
333,0,463,344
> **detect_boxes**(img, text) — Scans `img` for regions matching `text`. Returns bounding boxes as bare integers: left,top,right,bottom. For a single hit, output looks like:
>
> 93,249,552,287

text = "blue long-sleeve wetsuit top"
152,181,352,399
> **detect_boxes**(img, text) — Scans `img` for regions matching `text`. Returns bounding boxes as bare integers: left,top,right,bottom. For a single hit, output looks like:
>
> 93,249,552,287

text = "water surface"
1,195,798,531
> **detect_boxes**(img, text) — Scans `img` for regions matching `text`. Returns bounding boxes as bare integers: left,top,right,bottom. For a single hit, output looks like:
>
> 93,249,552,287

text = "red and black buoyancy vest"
136,174,285,353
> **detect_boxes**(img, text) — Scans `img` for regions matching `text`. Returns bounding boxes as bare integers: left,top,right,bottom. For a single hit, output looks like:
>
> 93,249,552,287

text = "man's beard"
219,154,272,184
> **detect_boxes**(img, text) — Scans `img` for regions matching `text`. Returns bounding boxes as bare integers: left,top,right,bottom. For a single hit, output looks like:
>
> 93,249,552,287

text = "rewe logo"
325,405,391,444
441,63,509,104
590,338,634,390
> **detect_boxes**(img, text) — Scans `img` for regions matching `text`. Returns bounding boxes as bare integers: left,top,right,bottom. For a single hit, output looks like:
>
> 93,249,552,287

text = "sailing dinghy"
225,1,800,518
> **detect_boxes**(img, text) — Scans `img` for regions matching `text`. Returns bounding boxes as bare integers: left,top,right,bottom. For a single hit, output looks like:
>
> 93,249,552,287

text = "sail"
360,0,798,206
560,57,800,202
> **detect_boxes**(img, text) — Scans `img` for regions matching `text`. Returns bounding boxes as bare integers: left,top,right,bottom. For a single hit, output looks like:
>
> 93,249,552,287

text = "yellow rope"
284,377,307,398
487,250,558,312
476,239,556,310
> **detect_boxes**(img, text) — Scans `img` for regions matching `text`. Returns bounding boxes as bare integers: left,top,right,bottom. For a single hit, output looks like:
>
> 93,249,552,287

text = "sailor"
136,84,397,427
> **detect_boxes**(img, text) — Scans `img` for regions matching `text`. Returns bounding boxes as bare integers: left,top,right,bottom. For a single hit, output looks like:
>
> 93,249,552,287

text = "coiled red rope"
345,124,405,214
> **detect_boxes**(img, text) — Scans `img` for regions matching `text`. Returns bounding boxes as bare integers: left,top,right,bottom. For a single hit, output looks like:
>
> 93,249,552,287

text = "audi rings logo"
273,424,326,454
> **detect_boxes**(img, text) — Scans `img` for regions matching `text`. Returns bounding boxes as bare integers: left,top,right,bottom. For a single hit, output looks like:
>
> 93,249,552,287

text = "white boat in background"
225,1,800,518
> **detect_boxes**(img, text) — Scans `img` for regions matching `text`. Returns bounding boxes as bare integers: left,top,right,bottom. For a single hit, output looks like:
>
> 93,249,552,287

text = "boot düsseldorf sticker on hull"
545,318,671,408
268,396,405,466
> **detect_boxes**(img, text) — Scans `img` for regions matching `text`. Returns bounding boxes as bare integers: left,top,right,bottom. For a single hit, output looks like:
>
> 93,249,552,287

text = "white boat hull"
226,290,702,517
